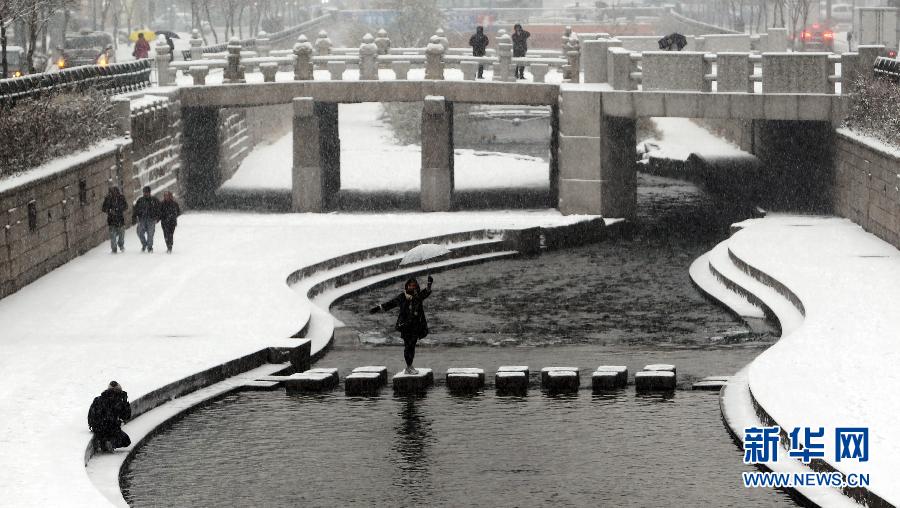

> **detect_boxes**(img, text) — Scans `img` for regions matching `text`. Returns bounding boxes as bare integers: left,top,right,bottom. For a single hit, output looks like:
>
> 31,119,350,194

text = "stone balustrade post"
374,28,391,55
496,34,513,82
155,39,173,86
582,40,604,83
421,96,454,212
564,35,581,82
435,28,450,52
223,37,245,83
293,34,314,81
189,29,203,61
607,46,635,90
255,31,271,57
425,36,446,80
359,33,379,80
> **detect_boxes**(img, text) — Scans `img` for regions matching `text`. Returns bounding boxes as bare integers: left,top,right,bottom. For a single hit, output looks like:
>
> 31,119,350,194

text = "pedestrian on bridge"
370,276,434,375
512,23,531,79
132,186,160,253
469,26,490,79
159,191,181,254
101,186,128,254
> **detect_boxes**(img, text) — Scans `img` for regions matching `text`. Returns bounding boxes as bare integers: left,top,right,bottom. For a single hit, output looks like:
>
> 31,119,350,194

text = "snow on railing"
0,59,152,104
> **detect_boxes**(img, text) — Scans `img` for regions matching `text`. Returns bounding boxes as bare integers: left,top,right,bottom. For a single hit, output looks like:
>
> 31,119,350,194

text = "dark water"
122,174,796,507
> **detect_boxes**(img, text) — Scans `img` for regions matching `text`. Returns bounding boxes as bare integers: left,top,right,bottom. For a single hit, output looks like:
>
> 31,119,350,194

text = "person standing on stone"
132,186,160,252
101,186,128,254
133,33,151,59
370,276,434,374
159,191,181,254
87,381,132,452
511,23,530,79
469,26,490,79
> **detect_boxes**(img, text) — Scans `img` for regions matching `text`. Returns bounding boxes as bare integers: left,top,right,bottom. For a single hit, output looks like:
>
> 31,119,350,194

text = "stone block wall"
0,142,128,299
218,108,251,183
130,98,183,202
833,131,900,248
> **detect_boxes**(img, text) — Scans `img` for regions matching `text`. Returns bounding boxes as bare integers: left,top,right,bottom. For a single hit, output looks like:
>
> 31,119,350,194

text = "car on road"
57,30,115,69
798,22,835,51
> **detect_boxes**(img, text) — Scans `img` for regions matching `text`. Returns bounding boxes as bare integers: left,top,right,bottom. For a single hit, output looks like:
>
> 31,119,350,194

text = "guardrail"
180,13,334,60
874,56,900,82
0,59,152,104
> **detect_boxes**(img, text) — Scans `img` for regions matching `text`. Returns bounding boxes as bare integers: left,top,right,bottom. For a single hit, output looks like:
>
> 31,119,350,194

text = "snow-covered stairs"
289,230,519,356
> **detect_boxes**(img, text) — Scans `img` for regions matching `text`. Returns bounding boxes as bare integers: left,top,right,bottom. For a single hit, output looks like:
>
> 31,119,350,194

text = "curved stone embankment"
85,218,608,506
692,216,899,508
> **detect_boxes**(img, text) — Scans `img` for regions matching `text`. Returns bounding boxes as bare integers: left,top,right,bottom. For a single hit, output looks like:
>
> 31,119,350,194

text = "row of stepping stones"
257,365,730,395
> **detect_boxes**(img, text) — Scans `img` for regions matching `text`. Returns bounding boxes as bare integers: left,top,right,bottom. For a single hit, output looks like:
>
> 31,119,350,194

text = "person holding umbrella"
370,275,435,375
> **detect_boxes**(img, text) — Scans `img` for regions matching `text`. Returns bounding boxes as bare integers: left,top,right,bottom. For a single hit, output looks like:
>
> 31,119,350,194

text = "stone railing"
590,40,888,94
0,59,152,104
159,29,579,86
180,13,335,60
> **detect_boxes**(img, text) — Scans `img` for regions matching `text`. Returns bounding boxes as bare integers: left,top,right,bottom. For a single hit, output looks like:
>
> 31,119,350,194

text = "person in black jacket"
511,23,530,79
469,26,490,79
101,186,128,254
87,381,132,452
159,191,181,254
370,276,434,374
132,185,161,253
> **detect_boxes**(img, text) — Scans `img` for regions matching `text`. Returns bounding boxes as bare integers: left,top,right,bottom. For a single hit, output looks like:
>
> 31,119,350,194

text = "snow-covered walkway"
0,210,587,507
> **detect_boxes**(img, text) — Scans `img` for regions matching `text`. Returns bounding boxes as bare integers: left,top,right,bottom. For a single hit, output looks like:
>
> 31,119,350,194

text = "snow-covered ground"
728,216,900,504
224,102,550,192
642,117,748,162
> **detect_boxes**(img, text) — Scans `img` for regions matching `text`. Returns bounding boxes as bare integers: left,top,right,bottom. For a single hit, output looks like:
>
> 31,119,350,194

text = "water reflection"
392,397,433,495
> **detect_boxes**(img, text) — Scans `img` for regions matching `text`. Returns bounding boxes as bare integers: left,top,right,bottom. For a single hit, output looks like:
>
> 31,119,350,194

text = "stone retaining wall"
0,142,128,299
130,99,183,201
833,130,900,248
218,108,251,184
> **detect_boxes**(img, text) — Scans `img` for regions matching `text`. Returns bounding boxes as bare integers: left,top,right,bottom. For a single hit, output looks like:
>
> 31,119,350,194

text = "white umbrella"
399,243,451,266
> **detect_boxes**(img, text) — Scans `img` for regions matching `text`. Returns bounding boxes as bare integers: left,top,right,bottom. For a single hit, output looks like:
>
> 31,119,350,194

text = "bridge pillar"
420,96,454,212
182,106,221,207
558,89,636,218
292,98,341,212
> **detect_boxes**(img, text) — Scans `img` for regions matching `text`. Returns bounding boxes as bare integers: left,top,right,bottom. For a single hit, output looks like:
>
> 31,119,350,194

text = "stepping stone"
692,376,731,391
284,368,340,392
591,371,620,392
496,371,528,395
392,368,434,395
545,370,579,394
241,380,281,390
345,372,383,396
446,373,483,394
352,366,388,385
635,370,676,392
595,365,628,388
540,367,579,388
643,364,676,377
446,367,485,385
497,365,529,379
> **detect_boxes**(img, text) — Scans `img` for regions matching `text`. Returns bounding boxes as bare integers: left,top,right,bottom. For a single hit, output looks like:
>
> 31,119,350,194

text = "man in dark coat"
159,191,181,254
370,276,434,374
132,185,161,253
511,23,530,79
469,26,490,79
101,186,128,253
88,381,132,452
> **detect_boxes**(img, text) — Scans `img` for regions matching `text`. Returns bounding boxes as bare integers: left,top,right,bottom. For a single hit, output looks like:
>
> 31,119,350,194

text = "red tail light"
823,31,834,39
889,50,897,58
802,31,812,40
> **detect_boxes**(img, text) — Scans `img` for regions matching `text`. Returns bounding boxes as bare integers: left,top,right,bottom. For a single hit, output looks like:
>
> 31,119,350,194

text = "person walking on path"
87,381,132,452
469,26,490,79
370,276,434,374
132,186,160,252
101,186,128,254
159,191,181,254
511,23,530,79
133,33,151,59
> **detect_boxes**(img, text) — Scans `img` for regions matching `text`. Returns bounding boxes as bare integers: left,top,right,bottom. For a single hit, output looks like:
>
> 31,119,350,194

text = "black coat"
380,289,431,338
101,193,128,227
132,196,160,223
512,30,530,57
469,32,489,56
159,200,181,225
88,389,131,434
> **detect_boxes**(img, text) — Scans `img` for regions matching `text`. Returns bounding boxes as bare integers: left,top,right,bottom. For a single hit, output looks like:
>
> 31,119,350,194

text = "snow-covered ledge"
711,216,900,507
